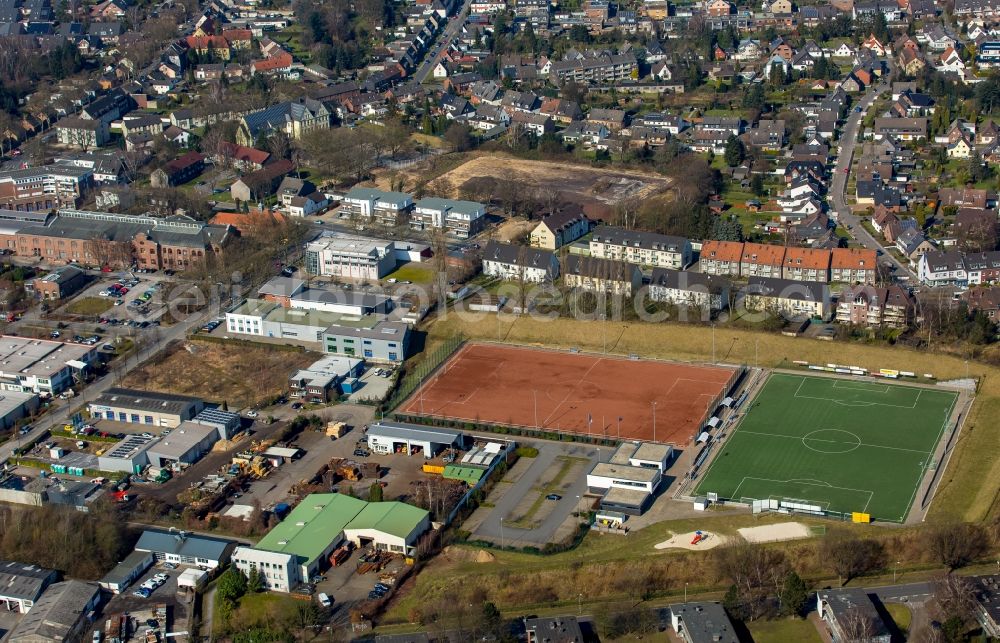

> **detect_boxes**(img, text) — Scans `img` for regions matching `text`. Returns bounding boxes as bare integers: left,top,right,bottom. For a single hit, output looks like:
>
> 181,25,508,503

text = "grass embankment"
747,617,824,643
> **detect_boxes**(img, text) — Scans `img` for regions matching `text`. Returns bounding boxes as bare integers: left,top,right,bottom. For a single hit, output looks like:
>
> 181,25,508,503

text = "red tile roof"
783,247,831,270
700,240,744,262
831,247,876,270
741,242,785,267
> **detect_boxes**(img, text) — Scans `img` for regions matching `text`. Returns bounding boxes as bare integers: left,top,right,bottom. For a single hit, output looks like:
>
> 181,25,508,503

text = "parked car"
246,410,259,418
133,588,150,598
545,494,562,501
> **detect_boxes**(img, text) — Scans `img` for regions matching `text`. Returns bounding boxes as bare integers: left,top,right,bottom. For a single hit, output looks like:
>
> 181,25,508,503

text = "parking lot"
63,272,171,326
102,562,188,638
347,366,396,403
463,439,602,547
311,547,410,623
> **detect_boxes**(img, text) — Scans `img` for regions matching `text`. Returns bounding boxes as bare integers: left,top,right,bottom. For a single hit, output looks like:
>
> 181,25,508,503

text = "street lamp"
652,401,657,442
893,560,900,583
499,517,504,550
685,582,689,604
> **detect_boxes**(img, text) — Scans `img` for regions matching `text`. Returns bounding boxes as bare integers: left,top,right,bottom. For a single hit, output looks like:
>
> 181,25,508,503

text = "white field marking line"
832,380,890,393
422,359,505,409
734,476,875,509
792,391,921,409
736,429,932,455
540,357,604,428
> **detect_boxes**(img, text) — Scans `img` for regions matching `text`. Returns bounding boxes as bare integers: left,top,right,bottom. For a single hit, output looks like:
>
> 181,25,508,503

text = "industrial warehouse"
231,493,430,593
88,388,205,428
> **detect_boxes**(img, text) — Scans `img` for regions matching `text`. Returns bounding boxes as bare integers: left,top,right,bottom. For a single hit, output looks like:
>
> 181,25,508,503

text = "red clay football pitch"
398,343,738,444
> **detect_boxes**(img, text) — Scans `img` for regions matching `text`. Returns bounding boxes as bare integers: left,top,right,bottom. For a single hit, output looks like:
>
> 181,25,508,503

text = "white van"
317,593,332,608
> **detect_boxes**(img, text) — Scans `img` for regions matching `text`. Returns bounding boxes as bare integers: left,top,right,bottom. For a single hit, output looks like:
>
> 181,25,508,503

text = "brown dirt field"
124,340,320,409
427,155,673,217
494,218,535,243
398,343,736,444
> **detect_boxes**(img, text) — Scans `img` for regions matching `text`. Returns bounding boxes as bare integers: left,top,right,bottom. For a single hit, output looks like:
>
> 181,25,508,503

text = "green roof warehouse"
232,493,430,592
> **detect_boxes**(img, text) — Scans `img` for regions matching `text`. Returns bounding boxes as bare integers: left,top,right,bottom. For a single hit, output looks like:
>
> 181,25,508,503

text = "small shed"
693,496,709,511
177,568,208,591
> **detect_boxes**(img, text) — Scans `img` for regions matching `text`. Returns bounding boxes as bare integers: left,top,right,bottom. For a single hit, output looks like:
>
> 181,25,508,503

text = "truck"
326,421,348,439
329,546,350,567
105,615,127,643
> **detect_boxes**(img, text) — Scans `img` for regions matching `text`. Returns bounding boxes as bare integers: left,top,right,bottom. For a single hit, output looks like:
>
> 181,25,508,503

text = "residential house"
150,152,205,188
229,159,294,202
588,226,693,269
744,276,832,320
529,211,591,249
482,240,560,282
781,247,831,282
873,118,927,141
237,99,331,147
55,117,110,149
411,197,487,238
918,250,968,285
699,240,744,276
562,255,642,295
740,242,786,278
649,269,730,314
817,590,891,643
837,284,914,328
896,228,936,265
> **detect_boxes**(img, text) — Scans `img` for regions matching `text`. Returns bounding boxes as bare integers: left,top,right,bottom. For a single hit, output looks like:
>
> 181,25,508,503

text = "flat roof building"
608,441,673,472
232,493,431,592
0,336,99,395
670,602,739,643
192,407,242,440
98,550,155,594
145,422,218,469
587,459,663,515
305,233,396,280
97,434,158,474
5,580,101,643
323,319,410,363
289,355,364,402
366,421,464,458
89,388,205,428
524,615,585,643
0,390,39,432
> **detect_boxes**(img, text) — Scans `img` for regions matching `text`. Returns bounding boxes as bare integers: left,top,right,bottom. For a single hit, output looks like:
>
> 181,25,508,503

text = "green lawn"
213,590,306,637
385,262,436,284
884,603,912,637
694,373,959,522
64,297,112,316
747,617,823,643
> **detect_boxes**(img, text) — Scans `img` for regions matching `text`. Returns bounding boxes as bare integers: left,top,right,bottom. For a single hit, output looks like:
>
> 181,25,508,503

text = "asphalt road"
413,0,474,84
0,304,214,466
829,68,917,282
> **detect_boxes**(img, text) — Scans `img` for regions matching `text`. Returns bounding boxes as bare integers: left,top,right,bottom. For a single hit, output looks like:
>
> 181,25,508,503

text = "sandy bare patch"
654,531,730,551
737,522,813,543
441,546,496,563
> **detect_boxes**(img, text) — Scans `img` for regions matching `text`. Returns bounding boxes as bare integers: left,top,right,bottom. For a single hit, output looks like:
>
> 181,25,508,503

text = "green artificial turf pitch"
694,373,958,522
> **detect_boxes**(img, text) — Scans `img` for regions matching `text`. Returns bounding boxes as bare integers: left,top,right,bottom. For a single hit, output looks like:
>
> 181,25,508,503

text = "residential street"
830,70,918,282
413,0,475,84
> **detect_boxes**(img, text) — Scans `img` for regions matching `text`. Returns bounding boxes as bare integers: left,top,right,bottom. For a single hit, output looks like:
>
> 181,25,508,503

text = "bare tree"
820,533,886,585
837,607,880,642
923,522,988,569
